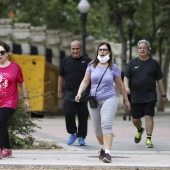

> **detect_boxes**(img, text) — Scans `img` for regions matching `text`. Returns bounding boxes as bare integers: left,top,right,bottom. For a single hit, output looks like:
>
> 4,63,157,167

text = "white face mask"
97,54,110,63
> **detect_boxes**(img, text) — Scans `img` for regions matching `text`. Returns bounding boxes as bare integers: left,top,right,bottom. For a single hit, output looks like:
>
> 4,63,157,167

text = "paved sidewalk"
0,112,170,169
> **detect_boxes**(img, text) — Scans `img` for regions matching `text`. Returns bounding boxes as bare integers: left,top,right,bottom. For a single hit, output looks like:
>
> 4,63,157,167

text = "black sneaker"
134,127,145,143
103,153,111,163
98,149,105,160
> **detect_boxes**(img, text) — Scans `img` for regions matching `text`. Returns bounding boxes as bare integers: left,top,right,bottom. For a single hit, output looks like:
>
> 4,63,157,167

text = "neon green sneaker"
146,139,154,148
134,127,145,143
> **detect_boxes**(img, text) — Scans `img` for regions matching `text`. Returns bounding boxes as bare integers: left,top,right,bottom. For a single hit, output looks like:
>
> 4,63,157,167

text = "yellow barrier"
9,54,45,112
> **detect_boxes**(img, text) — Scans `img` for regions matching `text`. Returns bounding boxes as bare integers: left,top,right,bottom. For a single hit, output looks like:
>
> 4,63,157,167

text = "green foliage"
0,0,116,40
8,97,40,149
87,0,115,40
45,1,80,31
132,1,154,48
157,0,170,40
1,0,170,51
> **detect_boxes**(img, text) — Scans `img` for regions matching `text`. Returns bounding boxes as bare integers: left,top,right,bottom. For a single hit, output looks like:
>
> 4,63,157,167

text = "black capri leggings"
0,107,15,150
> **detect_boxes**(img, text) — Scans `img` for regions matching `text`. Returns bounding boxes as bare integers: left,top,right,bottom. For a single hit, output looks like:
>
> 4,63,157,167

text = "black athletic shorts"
131,101,156,119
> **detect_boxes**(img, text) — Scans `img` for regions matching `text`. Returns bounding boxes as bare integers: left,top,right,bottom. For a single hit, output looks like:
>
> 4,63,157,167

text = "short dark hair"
0,41,11,52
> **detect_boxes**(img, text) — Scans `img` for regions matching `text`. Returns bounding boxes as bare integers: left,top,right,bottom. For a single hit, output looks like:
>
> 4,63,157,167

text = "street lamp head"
126,18,137,31
78,0,90,13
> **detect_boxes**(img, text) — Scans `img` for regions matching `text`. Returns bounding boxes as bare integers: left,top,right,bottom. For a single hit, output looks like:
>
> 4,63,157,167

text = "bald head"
71,40,82,47
70,40,82,58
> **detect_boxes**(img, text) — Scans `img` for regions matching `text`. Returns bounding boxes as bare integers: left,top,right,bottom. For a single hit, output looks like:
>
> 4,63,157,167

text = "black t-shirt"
125,57,163,104
59,55,91,101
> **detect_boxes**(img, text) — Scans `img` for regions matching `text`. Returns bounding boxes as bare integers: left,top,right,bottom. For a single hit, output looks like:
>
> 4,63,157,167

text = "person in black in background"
58,40,91,146
121,71,131,121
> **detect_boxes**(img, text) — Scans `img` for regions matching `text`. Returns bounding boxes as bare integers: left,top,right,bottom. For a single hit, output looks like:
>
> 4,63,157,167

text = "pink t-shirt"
0,62,24,109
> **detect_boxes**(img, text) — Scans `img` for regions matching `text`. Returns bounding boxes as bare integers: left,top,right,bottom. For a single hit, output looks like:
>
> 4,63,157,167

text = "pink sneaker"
2,148,12,158
0,149,2,159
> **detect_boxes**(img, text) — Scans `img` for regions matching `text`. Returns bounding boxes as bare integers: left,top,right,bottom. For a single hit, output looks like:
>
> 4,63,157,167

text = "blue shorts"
131,101,156,119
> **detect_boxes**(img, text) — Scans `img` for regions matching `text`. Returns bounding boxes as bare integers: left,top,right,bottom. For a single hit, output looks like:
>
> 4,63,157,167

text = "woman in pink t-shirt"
0,41,29,159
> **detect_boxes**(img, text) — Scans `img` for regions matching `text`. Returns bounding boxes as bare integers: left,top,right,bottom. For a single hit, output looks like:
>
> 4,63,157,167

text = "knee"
145,115,153,121
92,124,103,136
94,129,103,136
102,124,112,134
65,113,74,120
64,108,74,117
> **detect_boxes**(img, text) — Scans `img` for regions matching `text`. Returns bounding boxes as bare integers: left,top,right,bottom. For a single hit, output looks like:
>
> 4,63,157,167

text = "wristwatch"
162,94,166,97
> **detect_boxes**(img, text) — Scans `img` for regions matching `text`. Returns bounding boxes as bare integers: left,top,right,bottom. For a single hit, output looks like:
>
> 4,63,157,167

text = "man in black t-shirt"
58,40,91,146
124,39,168,148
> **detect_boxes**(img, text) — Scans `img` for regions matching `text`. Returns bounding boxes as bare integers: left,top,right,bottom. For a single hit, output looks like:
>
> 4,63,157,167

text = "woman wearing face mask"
75,42,130,163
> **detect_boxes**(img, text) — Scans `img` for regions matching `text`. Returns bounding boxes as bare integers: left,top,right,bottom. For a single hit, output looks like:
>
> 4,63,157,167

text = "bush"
8,97,40,149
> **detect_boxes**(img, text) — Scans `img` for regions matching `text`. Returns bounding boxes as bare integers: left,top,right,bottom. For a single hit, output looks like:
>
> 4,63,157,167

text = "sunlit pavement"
0,112,170,169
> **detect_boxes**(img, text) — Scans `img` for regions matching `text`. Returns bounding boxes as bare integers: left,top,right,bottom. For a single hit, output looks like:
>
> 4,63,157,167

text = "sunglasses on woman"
0,51,6,55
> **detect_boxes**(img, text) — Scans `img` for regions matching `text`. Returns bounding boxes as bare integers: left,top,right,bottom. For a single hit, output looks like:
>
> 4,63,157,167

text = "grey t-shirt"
86,64,121,102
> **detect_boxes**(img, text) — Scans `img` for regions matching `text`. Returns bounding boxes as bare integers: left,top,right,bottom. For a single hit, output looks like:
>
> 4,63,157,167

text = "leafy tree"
105,0,141,71
0,0,114,40
156,0,170,110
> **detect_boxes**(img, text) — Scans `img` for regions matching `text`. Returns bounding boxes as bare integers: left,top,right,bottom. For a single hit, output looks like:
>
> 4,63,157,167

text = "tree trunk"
109,1,127,71
157,40,170,111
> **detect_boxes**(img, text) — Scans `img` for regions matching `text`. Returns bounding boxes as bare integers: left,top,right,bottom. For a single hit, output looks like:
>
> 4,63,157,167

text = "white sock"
105,150,111,154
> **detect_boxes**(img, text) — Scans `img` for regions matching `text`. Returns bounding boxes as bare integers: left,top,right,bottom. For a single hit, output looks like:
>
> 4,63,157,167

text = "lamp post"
156,28,164,66
78,0,90,57
126,18,136,61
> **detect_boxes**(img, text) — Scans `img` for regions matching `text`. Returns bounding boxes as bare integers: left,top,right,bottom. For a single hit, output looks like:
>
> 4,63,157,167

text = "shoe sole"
99,157,103,161
3,155,12,158
103,158,111,163
79,143,86,146
146,145,154,148
134,128,145,143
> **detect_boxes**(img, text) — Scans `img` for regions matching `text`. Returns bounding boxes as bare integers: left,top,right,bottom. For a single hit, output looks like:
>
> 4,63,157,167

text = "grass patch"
13,139,63,150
